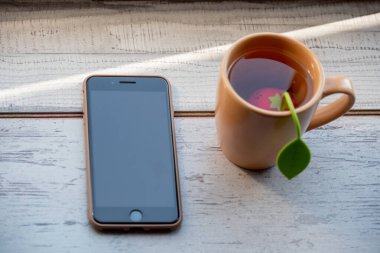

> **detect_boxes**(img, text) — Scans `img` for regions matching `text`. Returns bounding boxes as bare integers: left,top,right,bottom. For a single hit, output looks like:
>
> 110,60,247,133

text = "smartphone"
83,75,182,230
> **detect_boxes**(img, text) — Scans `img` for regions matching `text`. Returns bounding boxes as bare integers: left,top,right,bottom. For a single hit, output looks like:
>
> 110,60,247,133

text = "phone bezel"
83,75,182,230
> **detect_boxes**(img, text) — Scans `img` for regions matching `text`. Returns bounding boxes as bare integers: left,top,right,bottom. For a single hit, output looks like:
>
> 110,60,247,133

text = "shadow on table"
91,226,180,236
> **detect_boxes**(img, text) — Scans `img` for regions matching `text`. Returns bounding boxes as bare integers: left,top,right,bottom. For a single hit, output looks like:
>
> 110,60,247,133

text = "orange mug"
215,33,355,169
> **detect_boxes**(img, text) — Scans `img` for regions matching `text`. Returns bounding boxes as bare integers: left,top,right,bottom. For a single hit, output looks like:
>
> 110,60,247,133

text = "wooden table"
0,1,379,252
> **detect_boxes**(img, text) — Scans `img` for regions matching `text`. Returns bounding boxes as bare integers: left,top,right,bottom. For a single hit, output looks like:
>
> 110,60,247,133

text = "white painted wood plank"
0,117,379,252
0,1,380,112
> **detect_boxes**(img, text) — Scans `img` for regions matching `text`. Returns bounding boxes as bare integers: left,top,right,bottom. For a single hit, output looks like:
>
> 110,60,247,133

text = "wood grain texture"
0,1,380,112
0,116,379,252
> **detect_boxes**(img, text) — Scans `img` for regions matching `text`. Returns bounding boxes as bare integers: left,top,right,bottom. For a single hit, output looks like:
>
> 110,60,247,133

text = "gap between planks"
0,110,379,119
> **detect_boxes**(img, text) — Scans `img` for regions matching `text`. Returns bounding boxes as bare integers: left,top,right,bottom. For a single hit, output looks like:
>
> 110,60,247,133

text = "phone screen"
85,76,179,224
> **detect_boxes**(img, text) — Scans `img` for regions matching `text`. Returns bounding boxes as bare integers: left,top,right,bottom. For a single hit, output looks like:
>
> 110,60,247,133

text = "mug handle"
307,76,356,131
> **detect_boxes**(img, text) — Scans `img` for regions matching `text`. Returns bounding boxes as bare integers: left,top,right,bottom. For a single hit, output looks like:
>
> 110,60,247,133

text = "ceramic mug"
215,33,355,169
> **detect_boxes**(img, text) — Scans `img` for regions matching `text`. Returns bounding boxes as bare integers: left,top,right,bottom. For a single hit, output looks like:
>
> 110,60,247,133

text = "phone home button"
129,209,143,222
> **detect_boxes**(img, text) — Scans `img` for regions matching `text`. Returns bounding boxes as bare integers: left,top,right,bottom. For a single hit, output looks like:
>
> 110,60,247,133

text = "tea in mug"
228,50,313,111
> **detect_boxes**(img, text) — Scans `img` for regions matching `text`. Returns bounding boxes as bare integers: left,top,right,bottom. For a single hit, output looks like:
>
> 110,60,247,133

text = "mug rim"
221,32,325,117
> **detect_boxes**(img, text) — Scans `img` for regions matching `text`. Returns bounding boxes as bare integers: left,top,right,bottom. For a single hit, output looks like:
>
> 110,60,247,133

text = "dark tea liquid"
228,50,313,111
